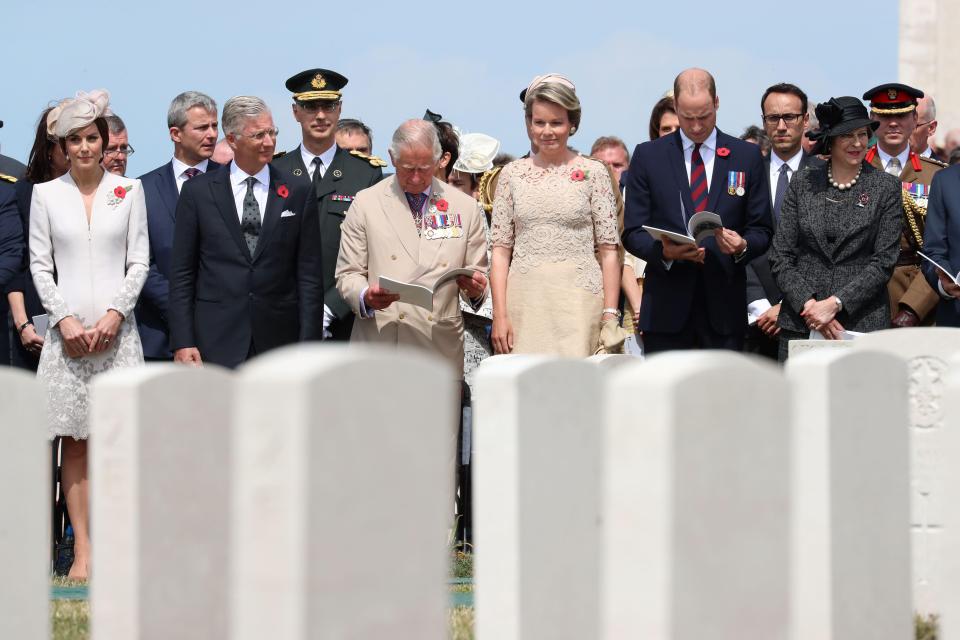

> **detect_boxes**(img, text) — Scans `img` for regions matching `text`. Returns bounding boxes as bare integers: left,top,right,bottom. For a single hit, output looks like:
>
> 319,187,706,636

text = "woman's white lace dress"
30,171,149,439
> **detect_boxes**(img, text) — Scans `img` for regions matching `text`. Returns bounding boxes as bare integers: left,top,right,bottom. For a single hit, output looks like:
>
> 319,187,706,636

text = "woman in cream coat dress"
30,90,149,578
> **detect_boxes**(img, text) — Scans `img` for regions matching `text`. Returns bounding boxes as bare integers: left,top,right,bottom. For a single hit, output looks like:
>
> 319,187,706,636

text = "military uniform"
863,83,946,325
272,68,384,340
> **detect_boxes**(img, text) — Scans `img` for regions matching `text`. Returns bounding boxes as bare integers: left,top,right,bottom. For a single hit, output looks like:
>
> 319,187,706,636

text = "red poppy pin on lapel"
717,147,730,157
436,199,449,212
277,184,289,198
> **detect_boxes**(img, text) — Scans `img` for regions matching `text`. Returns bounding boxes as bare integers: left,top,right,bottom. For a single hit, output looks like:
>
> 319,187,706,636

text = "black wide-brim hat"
806,96,879,155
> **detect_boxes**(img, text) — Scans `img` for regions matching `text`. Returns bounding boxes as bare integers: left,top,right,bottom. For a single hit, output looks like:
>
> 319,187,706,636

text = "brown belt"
897,250,920,267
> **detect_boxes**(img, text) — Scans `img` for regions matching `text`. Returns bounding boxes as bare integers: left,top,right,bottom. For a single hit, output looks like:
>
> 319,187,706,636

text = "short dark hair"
760,83,808,116
103,114,126,135
740,125,771,155
431,120,459,180
648,96,676,141
590,136,630,160
337,118,373,147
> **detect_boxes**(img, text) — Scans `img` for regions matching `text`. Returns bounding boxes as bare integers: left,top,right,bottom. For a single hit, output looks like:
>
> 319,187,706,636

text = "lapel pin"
333,169,343,178
293,168,303,176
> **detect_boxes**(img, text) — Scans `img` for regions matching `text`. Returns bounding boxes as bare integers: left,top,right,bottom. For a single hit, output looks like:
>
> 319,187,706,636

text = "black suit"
272,146,382,340
4,180,41,369
745,152,823,358
137,160,220,359
0,180,23,365
168,163,323,368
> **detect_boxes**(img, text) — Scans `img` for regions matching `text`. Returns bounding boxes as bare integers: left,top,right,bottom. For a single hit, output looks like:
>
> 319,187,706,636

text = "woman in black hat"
768,96,903,360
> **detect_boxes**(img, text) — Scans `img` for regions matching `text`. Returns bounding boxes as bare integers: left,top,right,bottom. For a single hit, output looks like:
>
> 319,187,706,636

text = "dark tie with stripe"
184,167,201,180
405,192,427,235
773,163,789,223
690,142,708,212
241,176,261,258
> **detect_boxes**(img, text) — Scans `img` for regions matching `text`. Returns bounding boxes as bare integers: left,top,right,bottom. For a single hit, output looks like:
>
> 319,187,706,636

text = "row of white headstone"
1,328,960,639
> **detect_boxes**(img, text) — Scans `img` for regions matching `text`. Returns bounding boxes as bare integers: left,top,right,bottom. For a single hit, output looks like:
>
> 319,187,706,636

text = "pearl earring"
570,126,577,134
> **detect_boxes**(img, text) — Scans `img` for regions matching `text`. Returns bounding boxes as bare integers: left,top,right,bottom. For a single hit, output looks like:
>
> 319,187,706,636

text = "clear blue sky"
1,1,898,174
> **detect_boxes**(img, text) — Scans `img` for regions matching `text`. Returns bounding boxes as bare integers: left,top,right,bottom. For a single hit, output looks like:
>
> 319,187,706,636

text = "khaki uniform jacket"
868,147,945,322
335,176,489,378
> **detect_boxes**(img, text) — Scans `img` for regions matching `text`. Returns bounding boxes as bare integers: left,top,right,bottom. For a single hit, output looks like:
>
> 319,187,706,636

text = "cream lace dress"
491,156,619,357
29,172,150,439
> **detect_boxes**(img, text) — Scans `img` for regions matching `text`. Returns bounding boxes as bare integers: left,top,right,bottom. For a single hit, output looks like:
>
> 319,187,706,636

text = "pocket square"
280,210,297,218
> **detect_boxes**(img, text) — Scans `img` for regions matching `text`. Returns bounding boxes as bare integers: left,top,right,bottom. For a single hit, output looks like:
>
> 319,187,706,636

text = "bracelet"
17,320,33,335
601,307,622,319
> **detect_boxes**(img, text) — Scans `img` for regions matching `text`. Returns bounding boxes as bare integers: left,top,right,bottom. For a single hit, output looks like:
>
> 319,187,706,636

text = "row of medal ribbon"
423,213,463,239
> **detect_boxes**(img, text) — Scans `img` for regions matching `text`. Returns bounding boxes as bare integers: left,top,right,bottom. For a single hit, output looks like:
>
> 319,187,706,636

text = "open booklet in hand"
379,268,481,311
642,211,723,246
918,251,960,286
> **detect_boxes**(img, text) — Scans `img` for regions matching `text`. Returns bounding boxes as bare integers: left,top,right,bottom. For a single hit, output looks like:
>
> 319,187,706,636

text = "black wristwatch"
17,320,33,335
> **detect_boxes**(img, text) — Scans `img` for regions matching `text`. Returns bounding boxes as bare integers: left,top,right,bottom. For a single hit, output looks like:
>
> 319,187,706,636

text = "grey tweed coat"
768,162,901,334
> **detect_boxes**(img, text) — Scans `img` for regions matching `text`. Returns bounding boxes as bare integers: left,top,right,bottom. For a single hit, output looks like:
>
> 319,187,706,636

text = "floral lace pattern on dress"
491,157,619,294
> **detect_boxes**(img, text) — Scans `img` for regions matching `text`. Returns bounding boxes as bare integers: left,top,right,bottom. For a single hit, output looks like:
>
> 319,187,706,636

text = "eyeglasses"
398,165,434,173
239,128,279,142
917,120,935,128
297,101,341,114
104,144,135,157
762,113,804,125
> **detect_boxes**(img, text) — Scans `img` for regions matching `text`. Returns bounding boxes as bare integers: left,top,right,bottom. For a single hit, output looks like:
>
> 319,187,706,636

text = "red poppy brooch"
571,169,588,182
717,147,731,157
436,198,449,212
107,184,134,209
277,184,289,199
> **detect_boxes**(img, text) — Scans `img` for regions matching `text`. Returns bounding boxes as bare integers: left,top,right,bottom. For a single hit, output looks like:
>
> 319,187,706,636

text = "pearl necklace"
827,162,862,191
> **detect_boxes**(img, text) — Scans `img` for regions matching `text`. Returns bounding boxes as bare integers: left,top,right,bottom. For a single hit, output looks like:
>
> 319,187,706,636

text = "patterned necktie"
183,167,201,180
240,176,262,258
311,156,324,181
405,192,428,235
773,163,790,223
886,156,902,177
690,143,708,212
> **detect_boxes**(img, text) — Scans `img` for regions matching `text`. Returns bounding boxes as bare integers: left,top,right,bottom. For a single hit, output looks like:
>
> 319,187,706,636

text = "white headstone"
0,369,47,639
940,354,960,637
602,352,789,640
232,345,455,640
787,338,854,360
855,327,960,613
586,353,636,370
786,350,912,639
474,356,603,640
90,365,233,640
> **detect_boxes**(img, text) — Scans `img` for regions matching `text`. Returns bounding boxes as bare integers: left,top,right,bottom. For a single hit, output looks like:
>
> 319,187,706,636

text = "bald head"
674,68,717,101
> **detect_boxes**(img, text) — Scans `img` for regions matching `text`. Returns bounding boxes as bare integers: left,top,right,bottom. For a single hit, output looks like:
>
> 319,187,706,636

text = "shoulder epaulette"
272,151,287,159
920,155,948,168
0,173,17,184
349,149,388,167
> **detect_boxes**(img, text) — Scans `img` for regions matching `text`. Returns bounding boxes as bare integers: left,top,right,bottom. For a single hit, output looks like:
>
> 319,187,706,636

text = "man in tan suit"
336,119,488,379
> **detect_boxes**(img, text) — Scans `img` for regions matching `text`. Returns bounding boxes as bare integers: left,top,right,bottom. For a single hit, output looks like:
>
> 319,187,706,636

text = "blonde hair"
524,83,582,134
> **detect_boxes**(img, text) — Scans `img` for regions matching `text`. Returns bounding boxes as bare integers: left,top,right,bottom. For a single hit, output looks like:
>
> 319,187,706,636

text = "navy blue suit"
921,164,960,326
622,129,773,351
0,180,25,365
137,160,220,358
4,180,43,369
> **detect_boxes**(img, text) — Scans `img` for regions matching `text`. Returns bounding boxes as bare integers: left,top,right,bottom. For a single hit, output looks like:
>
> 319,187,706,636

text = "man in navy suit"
623,68,774,353
0,177,24,365
138,92,220,359
168,96,323,368
922,163,960,326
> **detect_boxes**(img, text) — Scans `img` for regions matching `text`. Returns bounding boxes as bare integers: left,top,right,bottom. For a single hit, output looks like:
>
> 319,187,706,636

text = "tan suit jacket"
868,149,945,322
336,176,489,378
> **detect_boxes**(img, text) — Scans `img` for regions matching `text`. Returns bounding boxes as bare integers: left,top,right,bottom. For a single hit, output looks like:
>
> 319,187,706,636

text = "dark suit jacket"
746,153,824,307
0,180,24,365
921,164,960,326
769,163,902,334
4,180,43,368
168,163,323,368
622,129,774,336
272,146,382,340
137,160,220,358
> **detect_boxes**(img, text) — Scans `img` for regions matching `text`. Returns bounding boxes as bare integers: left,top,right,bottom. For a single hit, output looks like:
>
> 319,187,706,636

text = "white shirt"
768,149,803,204
921,147,934,159
229,162,269,223
172,157,209,194
679,127,717,191
876,145,910,177
300,143,337,180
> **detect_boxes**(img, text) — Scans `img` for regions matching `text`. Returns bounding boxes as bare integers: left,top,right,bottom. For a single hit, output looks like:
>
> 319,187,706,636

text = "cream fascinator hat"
453,133,501,174
51,89,111,138
520,73,576,102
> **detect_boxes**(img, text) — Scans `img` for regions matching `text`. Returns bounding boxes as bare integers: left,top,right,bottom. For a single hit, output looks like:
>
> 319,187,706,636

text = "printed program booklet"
642,211,723,246
379,268,481,311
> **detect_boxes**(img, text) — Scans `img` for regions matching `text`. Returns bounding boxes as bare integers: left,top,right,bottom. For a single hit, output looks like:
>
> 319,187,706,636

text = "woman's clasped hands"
57,309,123,358
801,297,844,340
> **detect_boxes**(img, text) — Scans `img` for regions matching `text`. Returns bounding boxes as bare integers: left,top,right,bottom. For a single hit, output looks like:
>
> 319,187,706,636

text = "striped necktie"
690,143,708,212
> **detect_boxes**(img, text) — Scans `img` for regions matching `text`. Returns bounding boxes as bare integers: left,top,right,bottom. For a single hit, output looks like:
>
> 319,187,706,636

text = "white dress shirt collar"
300,143,338,179
770,148,803,174
229,161,270,222
171,157,210,193
678,127,717,153
876,145,910,175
